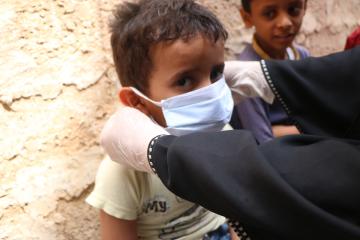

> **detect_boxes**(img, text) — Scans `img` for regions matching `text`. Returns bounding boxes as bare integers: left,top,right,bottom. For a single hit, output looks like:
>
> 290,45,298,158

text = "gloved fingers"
100,107,168,172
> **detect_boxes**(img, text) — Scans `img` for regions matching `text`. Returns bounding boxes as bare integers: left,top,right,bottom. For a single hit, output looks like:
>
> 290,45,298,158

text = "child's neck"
253,35,289,60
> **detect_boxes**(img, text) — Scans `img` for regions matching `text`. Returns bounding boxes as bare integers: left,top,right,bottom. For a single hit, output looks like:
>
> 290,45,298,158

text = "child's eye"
263,10,276,20
288,6,301,16
210,64,224,82
288,1,303,17
210,70,222,82
176,77,192,88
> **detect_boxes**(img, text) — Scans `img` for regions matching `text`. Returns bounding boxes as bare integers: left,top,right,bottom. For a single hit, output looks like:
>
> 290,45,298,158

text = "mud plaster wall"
0,0,358,239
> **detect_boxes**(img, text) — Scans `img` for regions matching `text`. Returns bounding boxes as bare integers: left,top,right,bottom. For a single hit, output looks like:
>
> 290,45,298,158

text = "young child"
230,0,310,142
86,0,237,239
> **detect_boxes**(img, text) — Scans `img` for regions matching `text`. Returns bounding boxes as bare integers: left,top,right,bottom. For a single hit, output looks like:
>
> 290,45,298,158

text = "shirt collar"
252,36,300,60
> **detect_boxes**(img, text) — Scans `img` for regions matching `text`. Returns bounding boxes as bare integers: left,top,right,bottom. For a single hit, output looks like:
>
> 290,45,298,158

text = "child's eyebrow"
290,0,304,3
261,4,277,11
167,62,225,83
288,0,304,6
261,0,303,10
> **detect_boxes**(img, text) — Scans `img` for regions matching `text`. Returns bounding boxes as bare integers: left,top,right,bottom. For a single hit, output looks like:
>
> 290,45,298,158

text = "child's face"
142,35,225,126
241,0,306,57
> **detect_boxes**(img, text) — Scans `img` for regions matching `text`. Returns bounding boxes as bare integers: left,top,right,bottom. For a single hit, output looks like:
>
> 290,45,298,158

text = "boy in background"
231,0,309,142
86,0,238,239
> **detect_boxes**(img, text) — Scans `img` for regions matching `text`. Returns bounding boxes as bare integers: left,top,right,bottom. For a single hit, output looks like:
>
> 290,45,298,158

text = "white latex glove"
100,107,169,172
224,61,275,104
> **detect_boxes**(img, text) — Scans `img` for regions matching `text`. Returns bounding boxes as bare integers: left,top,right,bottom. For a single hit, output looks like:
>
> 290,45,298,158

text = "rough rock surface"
0,0,358,239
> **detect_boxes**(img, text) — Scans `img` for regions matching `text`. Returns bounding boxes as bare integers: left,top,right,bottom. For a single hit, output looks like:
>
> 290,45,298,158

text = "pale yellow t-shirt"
86,156,226,240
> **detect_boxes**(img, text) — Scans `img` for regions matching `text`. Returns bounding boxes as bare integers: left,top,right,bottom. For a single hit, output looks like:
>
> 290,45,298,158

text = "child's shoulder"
236,43,262,61
294,43,311,58
96,156,149,186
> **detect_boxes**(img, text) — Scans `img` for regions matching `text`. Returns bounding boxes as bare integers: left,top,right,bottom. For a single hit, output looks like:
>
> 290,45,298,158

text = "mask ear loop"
129,87,162,107
129,87,167,127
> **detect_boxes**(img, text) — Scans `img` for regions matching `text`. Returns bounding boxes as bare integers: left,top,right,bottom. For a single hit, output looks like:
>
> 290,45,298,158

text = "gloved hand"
224,61,274,104
100,107,169,172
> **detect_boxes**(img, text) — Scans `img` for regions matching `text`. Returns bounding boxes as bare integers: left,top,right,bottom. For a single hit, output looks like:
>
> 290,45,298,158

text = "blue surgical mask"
131,76,234,136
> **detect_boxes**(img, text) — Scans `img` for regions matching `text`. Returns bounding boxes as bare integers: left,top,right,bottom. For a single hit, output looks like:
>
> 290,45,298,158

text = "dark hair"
110,0,228,92
241,0,251,13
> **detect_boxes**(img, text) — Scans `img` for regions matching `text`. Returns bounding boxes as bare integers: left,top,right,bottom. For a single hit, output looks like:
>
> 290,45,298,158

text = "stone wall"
0,0,358,239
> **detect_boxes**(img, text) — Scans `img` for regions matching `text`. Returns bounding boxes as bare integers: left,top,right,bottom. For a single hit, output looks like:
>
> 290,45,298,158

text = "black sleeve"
150,132,360,240
262,46,360,139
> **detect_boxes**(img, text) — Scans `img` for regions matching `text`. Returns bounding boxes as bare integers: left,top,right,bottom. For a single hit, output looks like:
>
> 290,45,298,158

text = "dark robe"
149,47,360,240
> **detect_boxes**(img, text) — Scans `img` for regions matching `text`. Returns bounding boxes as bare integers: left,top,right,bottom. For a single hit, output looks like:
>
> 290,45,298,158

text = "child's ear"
118,87,151,116
240,7,253,28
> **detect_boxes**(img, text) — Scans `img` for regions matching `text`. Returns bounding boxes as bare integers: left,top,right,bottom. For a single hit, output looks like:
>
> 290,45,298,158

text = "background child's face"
241,0,306,56
142,35,225,126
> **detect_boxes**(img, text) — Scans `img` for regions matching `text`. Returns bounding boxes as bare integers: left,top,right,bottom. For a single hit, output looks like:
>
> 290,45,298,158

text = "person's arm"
262,46,360,139
234,98,274,143
150,132,360,240
225,48,360,139
100,211,137,240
